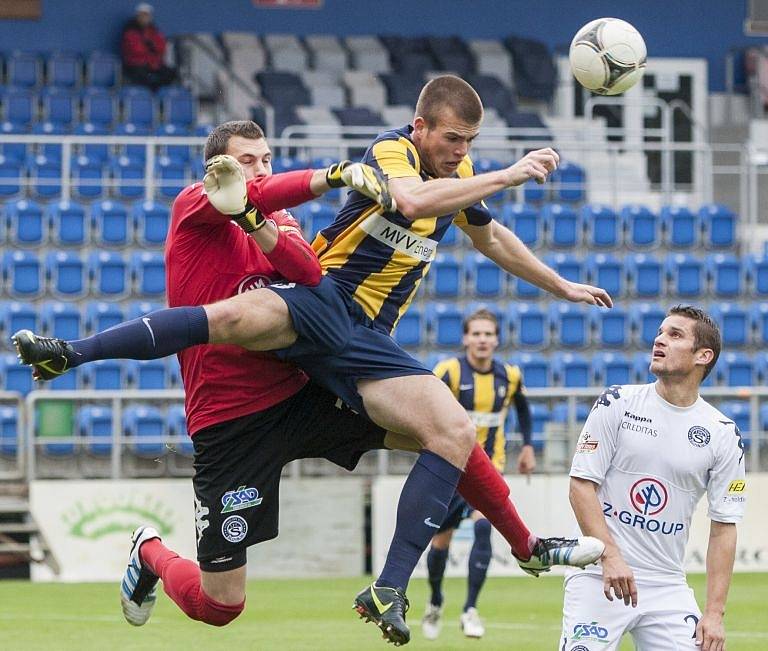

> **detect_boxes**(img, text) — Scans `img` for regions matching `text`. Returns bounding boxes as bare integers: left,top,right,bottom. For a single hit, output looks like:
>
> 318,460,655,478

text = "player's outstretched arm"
569,477,637,607
696,521,736,651
322,161,396,212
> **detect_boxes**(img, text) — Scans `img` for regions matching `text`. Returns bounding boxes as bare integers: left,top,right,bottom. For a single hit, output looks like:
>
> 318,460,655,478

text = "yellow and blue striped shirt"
312,125,492,333
433,356,525,472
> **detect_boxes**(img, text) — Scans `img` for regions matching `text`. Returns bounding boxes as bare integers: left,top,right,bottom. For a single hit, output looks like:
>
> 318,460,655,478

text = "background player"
421,308,534,641
561,305,745,651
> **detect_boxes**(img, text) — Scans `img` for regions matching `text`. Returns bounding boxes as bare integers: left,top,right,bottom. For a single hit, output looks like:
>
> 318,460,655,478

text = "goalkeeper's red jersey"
166,170,321,435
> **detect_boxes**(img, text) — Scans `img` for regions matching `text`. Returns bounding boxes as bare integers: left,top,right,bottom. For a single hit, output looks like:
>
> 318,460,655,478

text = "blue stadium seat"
707,253,743,297
622,204,659,248
7,52,42,88
78,405,112,456
74,122,110,163
426,302,463,347
127,301,163,320
85,301,125,334
4,250,43,298
504,110,551,141
379,72,424,107
167,355,182,387
49,366,79,391
501,203,541,249
46,251,86,298
0,352,33,395
748,255,768,297
133,200,170,246
132,251,166,297
512,353,550,388
472,158,507,204
543,203,581,248
632,351,655,384
521,179,546,204
255,71,311,110
710,303,748,347
121,86,156,127
31,121,67,162
86,51,120,88
667,253,704,298
3,87,35,127
633,303,665,347
550,161,585,203
7,198,45,246
0,153,23,197
593,307,629,348
294,201,336,238
123,405,166,458
551,304,588,348
82,88,116,127
545,253,582,284
552,352,590,387
527,403,551,452
700,204,736,249
158,86,197,127
0,301,38,336
431,253,461,297
717,352,755,387
41,87,77,127
591,352,632,387
73,155,105,199
156,123,192,164
551,402,591,426
585,253,623,297
626,254,663,298
381,36,435,74
393,306,423,348
0,406,19,456
156,156,187,199
429,36,474,77
509,303,548,349
92,199,131,246
465,253,503,297
168,404,193,456
28,154,61,198
82,359,126,390
0,122,29,163
111,154,145,199
505,36,556,102
88,251,129,297
48,199,87,246
47,52,81,89
718,401,750,450
115,123,151,162
271,156,300,173
126,359,168,390
661,205,700,248
752,303,768,347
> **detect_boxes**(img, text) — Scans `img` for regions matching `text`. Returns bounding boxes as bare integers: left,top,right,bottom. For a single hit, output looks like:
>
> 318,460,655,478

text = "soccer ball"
569,18,647,95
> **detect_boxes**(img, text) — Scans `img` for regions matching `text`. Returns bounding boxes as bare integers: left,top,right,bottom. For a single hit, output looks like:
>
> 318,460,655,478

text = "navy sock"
426,546,449,607
377,450,461,592
67,307,209,367
464,518,492,611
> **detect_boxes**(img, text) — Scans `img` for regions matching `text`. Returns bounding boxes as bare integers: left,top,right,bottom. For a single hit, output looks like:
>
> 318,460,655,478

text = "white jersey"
570,383,746,585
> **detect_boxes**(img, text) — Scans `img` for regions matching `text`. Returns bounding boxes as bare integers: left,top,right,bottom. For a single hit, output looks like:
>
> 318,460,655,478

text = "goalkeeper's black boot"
12,329,74,381
354,583,410,646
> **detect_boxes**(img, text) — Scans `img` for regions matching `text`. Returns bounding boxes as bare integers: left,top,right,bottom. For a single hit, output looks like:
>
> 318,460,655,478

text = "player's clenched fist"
204,154,264,232
505,148,560,187
326,161,397,213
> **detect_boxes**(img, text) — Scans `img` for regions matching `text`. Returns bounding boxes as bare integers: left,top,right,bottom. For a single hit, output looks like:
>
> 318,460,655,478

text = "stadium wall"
0,1,764,90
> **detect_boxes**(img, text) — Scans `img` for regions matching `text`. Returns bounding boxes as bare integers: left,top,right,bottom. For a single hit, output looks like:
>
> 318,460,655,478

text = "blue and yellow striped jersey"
311,125,492,333
433,356,524,472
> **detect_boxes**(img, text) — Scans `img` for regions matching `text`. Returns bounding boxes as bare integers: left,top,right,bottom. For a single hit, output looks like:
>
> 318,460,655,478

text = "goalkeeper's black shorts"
191,381,385,570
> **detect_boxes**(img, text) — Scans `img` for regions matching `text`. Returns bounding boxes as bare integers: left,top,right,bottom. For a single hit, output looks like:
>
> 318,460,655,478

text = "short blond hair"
415,75,483,127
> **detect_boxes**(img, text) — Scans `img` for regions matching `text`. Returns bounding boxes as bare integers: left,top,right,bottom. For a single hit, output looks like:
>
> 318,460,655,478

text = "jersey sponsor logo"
623,411,653,424
620,420,658,437
221,485,264,513
603,500,684,536
236,274,272,294
358,213,438,263
467,411,504,428
194,495,210,544
572,621,608,641
727,480,746,493
687,426,711,448
221,515,248,543
592,385,621,411
270,282,296,289
631,478,668,516
576,432,599,453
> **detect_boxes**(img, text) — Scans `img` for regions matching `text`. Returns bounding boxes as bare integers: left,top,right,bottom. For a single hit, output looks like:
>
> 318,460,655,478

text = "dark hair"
204,120,265,161
463,308,499,335
415,75,483,128
667,304,721,379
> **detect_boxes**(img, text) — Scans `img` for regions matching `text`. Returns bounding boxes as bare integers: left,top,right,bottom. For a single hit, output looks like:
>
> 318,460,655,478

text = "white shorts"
559,573,702,651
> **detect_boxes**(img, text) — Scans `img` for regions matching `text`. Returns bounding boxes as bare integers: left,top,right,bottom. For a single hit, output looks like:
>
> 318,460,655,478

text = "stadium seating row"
0,51,122,89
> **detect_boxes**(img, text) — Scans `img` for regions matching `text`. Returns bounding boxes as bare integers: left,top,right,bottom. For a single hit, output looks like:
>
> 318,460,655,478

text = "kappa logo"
688,426,711,448
194,495,209,544
593,385,622,411
221,515,248,543
221,486,263,514
236,274,272,294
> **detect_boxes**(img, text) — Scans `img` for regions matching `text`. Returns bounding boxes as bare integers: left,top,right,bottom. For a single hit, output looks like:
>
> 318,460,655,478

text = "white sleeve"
569,386,623,485
707,422,747,523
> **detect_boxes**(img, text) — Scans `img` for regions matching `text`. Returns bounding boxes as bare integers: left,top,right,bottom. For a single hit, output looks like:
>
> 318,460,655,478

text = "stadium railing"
0,390,26,480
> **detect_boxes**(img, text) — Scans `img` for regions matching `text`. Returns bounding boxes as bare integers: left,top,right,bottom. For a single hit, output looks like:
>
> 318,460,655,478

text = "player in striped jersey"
421,309,534,640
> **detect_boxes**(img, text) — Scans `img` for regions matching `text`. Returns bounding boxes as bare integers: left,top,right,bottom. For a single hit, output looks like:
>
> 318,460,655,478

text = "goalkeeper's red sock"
140,539,244,626
457,443,537,560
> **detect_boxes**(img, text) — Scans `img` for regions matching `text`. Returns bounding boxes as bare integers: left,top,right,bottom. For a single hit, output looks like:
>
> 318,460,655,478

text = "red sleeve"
172,183,230,227
247,170,317,216
121,29,149,66
263,210,322,286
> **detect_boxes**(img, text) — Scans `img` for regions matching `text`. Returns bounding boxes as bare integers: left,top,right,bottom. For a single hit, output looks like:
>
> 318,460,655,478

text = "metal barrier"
0,390,26,480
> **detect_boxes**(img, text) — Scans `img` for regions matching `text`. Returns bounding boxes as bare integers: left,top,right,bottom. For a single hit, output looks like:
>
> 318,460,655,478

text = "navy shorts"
267,277,431,416
438,493,474,533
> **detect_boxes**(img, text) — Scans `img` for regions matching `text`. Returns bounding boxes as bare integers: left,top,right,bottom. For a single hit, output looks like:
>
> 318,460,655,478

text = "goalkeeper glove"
203,154,266,233
325,161,397,213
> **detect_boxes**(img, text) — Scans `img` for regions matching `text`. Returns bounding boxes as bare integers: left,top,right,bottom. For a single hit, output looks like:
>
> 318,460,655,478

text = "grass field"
1,574,766,650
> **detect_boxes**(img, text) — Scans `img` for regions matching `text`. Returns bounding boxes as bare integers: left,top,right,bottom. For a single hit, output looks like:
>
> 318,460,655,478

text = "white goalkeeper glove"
203,154,265,233
325,161,397,213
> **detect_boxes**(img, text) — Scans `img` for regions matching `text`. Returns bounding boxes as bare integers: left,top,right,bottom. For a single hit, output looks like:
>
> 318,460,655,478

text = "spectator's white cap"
136,3,154,14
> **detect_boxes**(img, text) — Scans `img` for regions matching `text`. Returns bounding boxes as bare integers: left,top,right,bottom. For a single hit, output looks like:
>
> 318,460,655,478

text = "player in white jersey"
560,305,746,651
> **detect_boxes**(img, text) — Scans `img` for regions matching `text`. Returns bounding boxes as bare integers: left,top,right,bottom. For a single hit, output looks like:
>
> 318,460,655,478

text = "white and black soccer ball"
569,18,647,95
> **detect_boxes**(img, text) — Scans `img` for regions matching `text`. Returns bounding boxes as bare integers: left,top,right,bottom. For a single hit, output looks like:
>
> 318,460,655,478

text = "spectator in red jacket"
121,3,177,90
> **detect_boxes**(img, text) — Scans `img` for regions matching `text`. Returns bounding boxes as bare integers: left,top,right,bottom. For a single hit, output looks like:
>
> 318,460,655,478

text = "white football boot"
517,536,605,577
120,526,161,626
421,603,443,641
460,607,485,639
